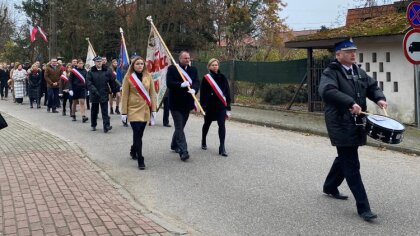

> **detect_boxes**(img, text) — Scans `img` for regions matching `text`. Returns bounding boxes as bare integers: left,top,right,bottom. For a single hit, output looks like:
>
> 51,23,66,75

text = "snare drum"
365,114,405,144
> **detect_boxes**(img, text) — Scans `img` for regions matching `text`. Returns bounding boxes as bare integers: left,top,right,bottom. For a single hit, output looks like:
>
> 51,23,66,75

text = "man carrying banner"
166,51,200,161
87,56,120,133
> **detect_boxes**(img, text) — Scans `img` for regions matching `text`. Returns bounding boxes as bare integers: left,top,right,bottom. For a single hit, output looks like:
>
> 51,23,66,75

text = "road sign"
407,1,420,28
403,29,420,64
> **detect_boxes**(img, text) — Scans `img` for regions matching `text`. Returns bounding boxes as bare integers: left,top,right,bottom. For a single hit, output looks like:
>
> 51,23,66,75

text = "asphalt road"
2,99,420,235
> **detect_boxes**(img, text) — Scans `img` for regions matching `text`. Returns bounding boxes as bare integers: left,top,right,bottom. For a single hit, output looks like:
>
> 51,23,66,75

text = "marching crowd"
0,51,232,170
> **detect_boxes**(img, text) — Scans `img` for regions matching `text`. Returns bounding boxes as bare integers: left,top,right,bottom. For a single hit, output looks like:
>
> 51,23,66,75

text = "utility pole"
48,0,57,59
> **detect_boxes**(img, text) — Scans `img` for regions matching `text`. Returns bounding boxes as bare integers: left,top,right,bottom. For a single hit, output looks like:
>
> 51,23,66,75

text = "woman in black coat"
27,64,42,108
200,58,231,156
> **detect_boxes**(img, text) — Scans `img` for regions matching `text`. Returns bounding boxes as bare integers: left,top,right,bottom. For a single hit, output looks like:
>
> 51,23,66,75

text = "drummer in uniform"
318,39,387,221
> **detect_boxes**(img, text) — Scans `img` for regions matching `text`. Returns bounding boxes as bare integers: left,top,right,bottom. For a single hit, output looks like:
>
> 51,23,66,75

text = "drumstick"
359,111,372,116
382,107,388,117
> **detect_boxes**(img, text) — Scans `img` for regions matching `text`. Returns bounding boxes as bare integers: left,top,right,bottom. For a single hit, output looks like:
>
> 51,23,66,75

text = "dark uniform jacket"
86,65,119,103
166,64,200,112
318,60,386,147
200,70,231,114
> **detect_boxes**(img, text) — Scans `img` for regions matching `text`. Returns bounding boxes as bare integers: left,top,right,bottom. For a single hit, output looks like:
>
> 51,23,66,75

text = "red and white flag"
29,26,38,43
37,26,48,42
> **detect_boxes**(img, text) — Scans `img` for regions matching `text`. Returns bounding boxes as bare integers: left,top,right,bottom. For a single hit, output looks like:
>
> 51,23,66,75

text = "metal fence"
192,59,307,84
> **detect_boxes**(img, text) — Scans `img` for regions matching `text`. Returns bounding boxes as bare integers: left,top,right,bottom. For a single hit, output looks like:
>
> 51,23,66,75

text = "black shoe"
62,111,66,116
219,146,228,157
163,124,171,127
359,211,377,221
52,110,59,113
82,116,88,123
115,106,120,114
323,191,349,200
72,115,76,121
91,127,96,131
30,105,33,108
110,107,114,114
37,105,41,109
138,156,145,170
180,152,190,161
201,140,207,150
104,125,112,133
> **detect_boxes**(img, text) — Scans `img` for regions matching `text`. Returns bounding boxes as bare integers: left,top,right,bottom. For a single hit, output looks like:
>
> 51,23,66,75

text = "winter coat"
44,65,62,88
68,68,88,98
121,72,157,122
318,60,386,147
200,70,231,120
86,65,119,103
166,64,200,112
12,69,27,98
0,69,8,83
27,69,42,99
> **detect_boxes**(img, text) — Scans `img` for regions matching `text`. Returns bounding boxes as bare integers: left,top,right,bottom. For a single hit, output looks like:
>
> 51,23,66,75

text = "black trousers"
163,97,170,125
323,146,371,214
61,92,72,113
91,102,110,129
0,79,8,98
202,110,226,148
130,121,147,158
170,110,189,154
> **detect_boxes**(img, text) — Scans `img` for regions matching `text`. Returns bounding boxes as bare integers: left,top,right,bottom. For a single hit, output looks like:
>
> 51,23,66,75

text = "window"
379,62,384,72
386,72,391,82
394,82,398,92
372,52,377,63
365,62,370,72
379,81,384,91
359,53,363,63
373,72,377,80
386,52,390,62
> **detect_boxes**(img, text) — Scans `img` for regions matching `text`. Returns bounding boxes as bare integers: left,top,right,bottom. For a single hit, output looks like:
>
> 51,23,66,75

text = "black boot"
138,156,145,170
82,116,88,123
72,115,76,121
201,138,207,150
115,106,120,114
110,107,114,114
130,145,137,160
62,111,66,116
219,145,228,157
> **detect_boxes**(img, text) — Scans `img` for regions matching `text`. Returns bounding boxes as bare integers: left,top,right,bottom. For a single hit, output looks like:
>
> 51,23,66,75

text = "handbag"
0,113,8,130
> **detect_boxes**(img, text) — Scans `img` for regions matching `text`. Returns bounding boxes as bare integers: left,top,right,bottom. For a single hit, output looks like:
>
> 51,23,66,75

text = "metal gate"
308,58,333,112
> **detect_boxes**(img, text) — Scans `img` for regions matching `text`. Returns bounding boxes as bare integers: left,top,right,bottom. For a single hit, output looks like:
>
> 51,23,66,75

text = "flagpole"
86,38,97,56
146,16,205,116
119,28,130,63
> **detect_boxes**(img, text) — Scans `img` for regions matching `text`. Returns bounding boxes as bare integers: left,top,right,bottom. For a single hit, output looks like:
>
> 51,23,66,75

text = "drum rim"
366,114,405,132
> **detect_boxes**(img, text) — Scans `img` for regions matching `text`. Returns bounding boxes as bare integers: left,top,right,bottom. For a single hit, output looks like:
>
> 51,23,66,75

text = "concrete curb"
231,117,420,157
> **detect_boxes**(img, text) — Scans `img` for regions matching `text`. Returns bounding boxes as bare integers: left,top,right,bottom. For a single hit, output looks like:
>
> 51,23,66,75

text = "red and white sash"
176,64,198,111
129,73,152,108
60,72,69,82
71,68,85,84
204,73,227,107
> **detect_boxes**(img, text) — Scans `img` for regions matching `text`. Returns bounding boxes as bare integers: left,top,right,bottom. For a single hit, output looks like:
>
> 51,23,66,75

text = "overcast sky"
282,0,361,30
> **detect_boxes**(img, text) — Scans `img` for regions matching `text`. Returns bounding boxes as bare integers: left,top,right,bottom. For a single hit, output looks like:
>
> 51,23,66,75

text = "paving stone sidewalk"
0,113,173,236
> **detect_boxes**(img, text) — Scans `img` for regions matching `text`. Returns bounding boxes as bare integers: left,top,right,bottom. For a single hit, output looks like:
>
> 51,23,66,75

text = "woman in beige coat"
121,56,157,170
